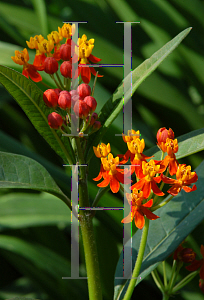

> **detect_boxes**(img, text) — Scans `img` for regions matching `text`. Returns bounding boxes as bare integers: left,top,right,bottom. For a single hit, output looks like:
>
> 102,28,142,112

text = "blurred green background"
0,0,203,299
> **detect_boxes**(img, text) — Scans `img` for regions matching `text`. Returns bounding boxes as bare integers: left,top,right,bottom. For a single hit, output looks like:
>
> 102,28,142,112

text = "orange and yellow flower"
94,153,125,193
119,130,151,177
121,189,159,229
58,23,75,40
11,48,42,82
131,159,165,198
93,143,111,181
161,164,198,196
76,34,102,84
162,138,179,175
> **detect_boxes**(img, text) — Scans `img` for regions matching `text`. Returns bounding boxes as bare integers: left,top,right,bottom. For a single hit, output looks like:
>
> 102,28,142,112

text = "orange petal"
110,176,120,193
151,180,165,196
143,199,153,208
134,210,145,230
97,176,110,188
167,185,181,196
81,66,91,84
88,54,101,63
142,207,160,220
121,211,134,223
182,185,197,193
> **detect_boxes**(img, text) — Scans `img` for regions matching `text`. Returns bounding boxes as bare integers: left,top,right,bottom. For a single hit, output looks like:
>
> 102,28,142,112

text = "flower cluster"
11,24,102,134
44,83,101,133
93,128,198,229
11,23,102,84
173,243,204,293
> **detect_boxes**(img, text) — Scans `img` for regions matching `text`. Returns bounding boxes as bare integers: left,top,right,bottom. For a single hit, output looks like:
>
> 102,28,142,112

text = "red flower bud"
69,90,79,106
48,112,63,129
43,89,58,108
157,127,174,148
58,91,71,110
60,61,72,78
53,88,62,96
74,100,89,119
199,279,204,293
59,43,71,61
178,248,196,263
93,120,101,130
88,112,98,126
77,83,91,99
84,96,97,113
43,57,58,74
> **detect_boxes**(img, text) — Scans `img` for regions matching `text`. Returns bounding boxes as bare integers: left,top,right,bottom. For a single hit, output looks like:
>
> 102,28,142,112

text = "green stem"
123,218,149,300
55,72,64,90
151,269,165,292
172,270,199,293
151,195,174,212
75,137,103,300
163,261,167,287
92,186,110,207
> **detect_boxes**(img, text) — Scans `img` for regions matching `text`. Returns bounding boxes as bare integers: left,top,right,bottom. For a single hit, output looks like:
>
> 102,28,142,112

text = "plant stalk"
123,218,149,300
75,136,103,300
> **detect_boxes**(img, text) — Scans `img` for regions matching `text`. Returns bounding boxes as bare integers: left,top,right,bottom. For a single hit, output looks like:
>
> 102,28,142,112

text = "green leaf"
0,193,70,230
114,160,204,300
31,0,49,37
6,298,39,300
0,151,70,208
145,127,204,160
85,27,192,162
0,65,75,164
0,236,88,300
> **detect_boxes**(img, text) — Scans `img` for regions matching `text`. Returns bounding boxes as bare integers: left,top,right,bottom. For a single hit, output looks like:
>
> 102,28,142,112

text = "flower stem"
123,218,149,300
75,137,103,300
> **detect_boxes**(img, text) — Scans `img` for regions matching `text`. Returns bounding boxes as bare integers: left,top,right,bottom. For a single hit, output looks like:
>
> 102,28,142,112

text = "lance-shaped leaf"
114,160,204,300
85,27,192,162
0,151,71,209
0,65,75,164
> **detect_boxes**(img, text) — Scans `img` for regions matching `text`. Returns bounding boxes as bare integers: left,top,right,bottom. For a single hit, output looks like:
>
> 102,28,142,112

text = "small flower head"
74,100,89,119
93,143,111,158
11,48,42,82
11,48,29,65
161,164,198,196
95,153,124,193
60,61,72,78
157,127,174,149
38,39,54,54
84,96,97,113
48,112,63,129
58,91,71,110
58,23,75,39
178,248,196,263
77,83,92,99
127,138,145,155
43,57,58,74
59,43,71,61
26,35,44,49
142,160,162,181
43,89,58,108
122,129,140,143
77,34,95,64
186,245,204,280
47,31,63,45
121,188,159,230
199,279,204,293
161,138,178,155
101,153,119,175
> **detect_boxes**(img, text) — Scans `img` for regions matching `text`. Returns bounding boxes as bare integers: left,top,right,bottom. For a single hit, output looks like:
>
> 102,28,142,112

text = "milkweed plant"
0,22,204,300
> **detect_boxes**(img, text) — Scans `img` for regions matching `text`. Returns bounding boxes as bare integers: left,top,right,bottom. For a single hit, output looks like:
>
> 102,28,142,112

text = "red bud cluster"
43,83,100,133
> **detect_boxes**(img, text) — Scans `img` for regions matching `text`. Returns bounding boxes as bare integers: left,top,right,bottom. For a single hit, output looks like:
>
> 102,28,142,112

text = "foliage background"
0,0,203,299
